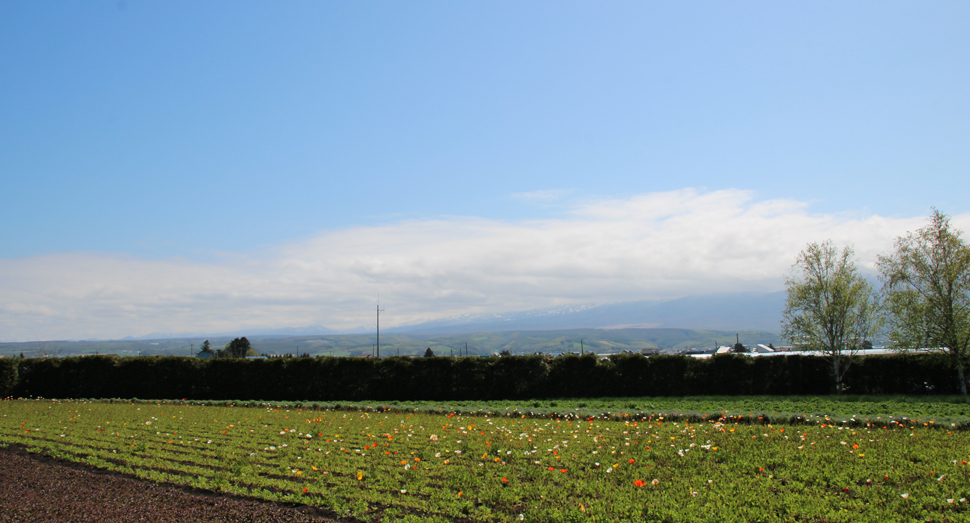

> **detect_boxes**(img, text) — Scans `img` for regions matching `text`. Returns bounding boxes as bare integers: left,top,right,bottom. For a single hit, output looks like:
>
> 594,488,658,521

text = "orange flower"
302,488,308,493
502,478,508,483
634,479,646,487
560,468,567,473
548,467,555,471
629,458,635,464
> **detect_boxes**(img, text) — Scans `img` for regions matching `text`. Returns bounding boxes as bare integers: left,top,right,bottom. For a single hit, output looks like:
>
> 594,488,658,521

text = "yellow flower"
356,470,363,481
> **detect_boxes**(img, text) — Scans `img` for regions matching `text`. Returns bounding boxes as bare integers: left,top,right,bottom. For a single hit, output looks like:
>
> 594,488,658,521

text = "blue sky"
2,2,969,341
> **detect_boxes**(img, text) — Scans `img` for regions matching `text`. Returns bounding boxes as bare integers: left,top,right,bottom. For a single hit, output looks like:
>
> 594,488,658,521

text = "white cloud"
1,189,965,341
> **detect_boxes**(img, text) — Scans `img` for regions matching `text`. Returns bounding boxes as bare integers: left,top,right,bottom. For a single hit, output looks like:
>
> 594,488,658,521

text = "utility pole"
581,339,584,355
465,342,468,357
377,298,385,358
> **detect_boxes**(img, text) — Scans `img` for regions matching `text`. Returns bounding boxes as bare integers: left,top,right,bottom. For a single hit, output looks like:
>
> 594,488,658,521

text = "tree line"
782,209,970,394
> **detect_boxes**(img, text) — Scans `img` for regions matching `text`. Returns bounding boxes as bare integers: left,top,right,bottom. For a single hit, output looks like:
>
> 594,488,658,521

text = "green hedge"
0,358,17,397
5,353,963,401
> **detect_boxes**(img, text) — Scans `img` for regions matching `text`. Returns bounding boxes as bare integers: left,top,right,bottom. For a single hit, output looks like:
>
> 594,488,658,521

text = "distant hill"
0,327,780,359
387,291,786,335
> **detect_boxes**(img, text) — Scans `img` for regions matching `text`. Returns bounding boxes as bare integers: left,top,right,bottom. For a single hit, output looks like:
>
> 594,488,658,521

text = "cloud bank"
1,189,964,341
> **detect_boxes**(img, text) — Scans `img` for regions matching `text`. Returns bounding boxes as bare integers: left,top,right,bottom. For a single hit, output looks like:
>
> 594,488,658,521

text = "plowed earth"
0,444,354,523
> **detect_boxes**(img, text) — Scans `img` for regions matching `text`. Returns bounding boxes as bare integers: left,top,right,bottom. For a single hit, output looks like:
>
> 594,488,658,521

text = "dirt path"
0,445,353,523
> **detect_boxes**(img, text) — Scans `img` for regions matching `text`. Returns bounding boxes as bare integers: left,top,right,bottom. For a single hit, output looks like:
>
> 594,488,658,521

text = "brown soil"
0,444,358,523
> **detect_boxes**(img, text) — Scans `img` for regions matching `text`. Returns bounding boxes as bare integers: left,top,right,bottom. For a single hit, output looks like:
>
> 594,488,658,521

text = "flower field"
3,398,970,522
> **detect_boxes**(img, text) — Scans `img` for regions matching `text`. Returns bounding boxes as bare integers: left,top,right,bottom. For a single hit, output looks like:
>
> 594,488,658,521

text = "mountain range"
3,291,786,351
387,291,786,335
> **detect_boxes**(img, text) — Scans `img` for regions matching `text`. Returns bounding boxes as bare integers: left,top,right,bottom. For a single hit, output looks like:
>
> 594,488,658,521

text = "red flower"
560,468,567,473
549,467,555,471
302,488,308,493
843,487,850,492
502,478,508,483
634,479,646,487
629,459,635,464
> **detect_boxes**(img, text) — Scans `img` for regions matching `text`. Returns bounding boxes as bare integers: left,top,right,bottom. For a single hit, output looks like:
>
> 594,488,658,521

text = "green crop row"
54,395,970,429
4,399,970,522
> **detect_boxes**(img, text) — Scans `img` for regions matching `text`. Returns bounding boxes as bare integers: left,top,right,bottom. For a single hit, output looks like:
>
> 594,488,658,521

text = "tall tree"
782,241,880,394
221,337,253,358
877,209,970,394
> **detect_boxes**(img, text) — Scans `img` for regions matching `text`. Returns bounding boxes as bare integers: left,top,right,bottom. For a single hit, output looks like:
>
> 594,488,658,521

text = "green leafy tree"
199,340,213,355
782,241,880,394
877,209,970,394
423,347,435,358
220,337,253,358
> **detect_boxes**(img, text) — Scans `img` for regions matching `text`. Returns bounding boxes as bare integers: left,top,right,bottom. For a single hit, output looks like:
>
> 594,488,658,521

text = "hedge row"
0,353,962,401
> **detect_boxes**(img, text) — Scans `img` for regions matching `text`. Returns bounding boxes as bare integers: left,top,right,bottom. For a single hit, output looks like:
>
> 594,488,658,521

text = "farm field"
3,398,970,522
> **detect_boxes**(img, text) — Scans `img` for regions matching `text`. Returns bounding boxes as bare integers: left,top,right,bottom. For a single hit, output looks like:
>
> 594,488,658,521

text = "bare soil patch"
0,444,357,523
